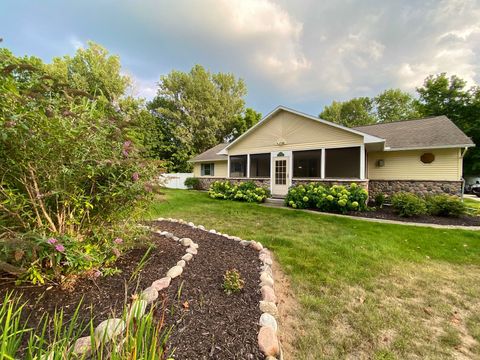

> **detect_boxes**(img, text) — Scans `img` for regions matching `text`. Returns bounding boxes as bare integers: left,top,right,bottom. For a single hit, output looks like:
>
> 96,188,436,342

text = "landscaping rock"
186,247,198,255
173,236,179,241
156,217,165,221
240,240,251,246
182,253,193,262
128,299,147,320
259,313,278,331
260,272,274,288
176,260,186,267
198,225,205,230
265,356,278,360
259,301,278,317
209,229,217,234
151,276,171,291
180,237,193,246
191,242,199,249
188,222,195,227
232,236,242,241
261,265,273,276
258,326,280,356
164,232,174,239
94,318,125,343
261,285,277,303
251,241,263,251
140,287,159,304
72,336,93,355
166,265,183,278
259,253,273,265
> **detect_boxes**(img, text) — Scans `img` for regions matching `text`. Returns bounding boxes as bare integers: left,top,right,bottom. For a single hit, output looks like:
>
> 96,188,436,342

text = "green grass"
146,189,480,359
464,198,480,216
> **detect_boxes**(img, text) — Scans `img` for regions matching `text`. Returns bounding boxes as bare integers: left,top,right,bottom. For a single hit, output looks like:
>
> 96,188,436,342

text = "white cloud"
69,36,84,50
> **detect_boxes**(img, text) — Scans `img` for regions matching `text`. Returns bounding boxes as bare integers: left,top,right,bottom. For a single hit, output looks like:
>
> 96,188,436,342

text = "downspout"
460,147,468,200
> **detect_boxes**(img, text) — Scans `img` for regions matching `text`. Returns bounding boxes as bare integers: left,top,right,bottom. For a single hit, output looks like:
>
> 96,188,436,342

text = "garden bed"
345,206,480,226
0,222,265,359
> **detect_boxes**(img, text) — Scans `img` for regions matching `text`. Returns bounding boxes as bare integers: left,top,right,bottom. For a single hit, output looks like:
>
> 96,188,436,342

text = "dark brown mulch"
345,205,480,226
0,233,184,337
148,220,263,360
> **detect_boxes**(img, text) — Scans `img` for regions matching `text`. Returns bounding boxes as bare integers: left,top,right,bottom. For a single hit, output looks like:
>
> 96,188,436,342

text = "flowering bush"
285,183,368,213
208,181,269,203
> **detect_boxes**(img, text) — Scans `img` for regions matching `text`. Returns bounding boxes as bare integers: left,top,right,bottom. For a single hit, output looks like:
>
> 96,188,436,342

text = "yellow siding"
367,148,462,181
193,161,228,178
228,110,363,155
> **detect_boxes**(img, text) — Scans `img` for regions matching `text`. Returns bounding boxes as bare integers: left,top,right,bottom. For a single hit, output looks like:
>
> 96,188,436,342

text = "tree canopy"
148,65,260,172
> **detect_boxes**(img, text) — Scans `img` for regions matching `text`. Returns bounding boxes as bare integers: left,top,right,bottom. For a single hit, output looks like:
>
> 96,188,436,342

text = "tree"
374,89,420,122
230,108,262,140
319,97,376,127
416,73,480,174
148,65,254,172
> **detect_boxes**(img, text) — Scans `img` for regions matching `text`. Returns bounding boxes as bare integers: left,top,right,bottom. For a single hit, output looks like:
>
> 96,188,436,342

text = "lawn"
465,198,480,216
147,189,480,359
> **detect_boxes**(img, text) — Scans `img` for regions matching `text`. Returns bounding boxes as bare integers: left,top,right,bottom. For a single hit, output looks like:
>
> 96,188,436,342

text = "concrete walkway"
261,202,480,231
464,194,480,202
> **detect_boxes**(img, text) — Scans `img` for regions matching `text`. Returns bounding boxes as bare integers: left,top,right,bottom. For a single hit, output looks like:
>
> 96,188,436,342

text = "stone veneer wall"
197,177,462,197
369,180,463,197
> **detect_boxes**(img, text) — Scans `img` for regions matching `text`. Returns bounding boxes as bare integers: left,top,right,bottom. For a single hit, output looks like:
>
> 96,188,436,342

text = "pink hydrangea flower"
55,244,65,252
114,237,123,244
132,172,139,182
47,238,57,244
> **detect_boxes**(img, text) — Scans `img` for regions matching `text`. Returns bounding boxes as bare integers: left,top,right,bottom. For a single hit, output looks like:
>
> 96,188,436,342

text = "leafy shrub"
222,269,245,294
208,180,269,203
391,192,427,217
426,195,466,217
374,193,386,208
285,183,368,213
184,177,200,190
0,45,158,282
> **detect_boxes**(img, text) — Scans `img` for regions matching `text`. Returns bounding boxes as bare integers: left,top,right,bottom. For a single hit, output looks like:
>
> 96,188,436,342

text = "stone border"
155,218,283,360
71,222,199,356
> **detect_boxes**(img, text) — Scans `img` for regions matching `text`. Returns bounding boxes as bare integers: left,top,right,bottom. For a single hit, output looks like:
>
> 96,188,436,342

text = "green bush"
222,269,245,295
391,192,427,217
184,177,200,190
208,180,269,203
285,183,368,213
374,193,386,208
426,195,466,217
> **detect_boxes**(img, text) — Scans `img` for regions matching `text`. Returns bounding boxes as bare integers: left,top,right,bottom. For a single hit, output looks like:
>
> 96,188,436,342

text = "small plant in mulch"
222,269,245,295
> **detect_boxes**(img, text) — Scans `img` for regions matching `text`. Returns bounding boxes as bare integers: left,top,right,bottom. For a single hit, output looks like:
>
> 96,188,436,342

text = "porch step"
265,197,285,206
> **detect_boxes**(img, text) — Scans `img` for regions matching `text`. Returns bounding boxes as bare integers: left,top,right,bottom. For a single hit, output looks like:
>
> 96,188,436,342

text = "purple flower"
132,172,139,182
122,141,132,157
114,237,123,244
47,238,57,244
112,248,121,257
55,244,65,252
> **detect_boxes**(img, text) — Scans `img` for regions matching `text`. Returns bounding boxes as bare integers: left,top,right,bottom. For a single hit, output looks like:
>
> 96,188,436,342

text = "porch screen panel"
250,153,271,177
325,147,360,178
229,155,247,177
293,150,322,178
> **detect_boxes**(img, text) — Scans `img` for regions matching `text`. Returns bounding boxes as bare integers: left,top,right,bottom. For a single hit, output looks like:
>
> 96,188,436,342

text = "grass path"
146,189,480,359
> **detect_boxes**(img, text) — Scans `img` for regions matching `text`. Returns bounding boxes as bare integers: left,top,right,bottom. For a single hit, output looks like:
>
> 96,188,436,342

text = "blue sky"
1,0,479,115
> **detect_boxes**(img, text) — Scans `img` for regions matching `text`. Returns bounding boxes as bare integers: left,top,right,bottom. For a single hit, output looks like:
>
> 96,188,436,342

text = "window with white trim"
201,163,214,176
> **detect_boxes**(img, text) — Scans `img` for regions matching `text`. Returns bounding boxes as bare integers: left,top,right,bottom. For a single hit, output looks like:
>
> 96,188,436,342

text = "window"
293,150,322,178
250,153,271,177
325,147,360,178
201,163,214,176
229,155,247,177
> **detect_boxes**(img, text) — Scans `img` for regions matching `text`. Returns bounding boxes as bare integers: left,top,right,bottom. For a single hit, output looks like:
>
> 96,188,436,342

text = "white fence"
160,173,194,189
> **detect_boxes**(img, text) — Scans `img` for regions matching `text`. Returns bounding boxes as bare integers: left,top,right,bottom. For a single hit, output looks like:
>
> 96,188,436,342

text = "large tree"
374,89,420,122
149,65,258,172
319,97,376,126
416,73,480,175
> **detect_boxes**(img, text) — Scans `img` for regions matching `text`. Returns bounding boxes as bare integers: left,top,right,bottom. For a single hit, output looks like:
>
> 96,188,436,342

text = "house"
189,106,475,197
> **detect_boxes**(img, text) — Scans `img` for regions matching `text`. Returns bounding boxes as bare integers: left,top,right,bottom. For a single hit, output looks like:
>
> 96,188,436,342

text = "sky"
1,0,479,115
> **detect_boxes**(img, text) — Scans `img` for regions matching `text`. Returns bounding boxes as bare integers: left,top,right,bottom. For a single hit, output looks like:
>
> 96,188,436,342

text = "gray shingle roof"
354,116,474,149
190,143,228,162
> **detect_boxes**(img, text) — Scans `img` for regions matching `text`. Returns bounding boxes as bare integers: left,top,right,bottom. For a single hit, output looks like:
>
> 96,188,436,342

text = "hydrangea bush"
208,181,269,203
285,183,368,213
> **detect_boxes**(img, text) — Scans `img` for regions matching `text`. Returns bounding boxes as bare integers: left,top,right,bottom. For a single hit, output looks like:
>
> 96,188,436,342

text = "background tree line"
319,75,480,174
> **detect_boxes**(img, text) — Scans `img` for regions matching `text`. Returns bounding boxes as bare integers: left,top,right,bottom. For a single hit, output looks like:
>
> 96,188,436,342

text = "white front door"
272,156,290,196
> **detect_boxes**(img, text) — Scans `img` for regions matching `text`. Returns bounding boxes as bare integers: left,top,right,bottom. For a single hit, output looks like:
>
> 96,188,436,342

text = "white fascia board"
383,144,475,151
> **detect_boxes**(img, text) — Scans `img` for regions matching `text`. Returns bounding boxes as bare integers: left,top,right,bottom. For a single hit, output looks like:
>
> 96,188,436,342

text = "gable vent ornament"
276,137,286,146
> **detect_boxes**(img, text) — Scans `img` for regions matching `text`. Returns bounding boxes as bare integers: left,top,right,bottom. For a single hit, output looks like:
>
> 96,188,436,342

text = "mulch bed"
344,205,480,226
149,220,263,360
0,222,264,359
